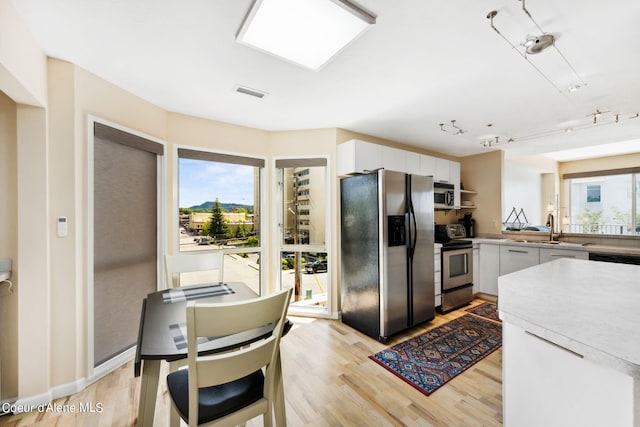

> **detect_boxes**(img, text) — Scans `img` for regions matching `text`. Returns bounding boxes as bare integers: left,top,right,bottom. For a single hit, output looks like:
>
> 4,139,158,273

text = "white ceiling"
11,0,640,160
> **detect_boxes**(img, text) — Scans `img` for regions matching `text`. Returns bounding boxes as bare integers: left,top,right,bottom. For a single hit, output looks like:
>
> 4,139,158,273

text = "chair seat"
167,368,264,424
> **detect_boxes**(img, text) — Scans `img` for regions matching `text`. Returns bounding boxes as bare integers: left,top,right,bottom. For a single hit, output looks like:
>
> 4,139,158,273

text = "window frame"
273,156,331,316
564,168,639,236
87,116,167,383
173,145,268,294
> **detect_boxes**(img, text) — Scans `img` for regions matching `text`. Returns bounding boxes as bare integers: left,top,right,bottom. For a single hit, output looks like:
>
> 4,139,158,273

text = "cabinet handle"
525,331,583,358
508,249,529,254
550,254,576,258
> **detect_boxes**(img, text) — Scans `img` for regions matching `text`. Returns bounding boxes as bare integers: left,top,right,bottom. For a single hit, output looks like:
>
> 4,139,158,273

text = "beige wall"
0,57,170,403
0,0,47,106
45,60,169,388
0,90,18,399
559,152,640,176
460,150,504,236
0,0,50,403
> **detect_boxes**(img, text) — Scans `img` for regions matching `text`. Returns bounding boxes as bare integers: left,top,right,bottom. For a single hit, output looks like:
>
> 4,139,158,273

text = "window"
586,185,601,203
565,170,639,235
177,148,264,294
276,158,329,312
92,122,163,367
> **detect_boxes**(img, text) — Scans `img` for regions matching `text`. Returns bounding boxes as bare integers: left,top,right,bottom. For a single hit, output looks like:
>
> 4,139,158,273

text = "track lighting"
486,1,586,96
480,109,640,148
439,120,467,135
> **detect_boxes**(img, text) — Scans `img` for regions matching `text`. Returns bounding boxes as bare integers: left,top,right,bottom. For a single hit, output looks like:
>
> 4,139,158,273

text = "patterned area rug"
465,302,500,323
369,314,502,395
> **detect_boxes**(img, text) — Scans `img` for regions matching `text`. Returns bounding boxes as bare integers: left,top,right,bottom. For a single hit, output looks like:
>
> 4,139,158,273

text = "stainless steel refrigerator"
340,170,435,342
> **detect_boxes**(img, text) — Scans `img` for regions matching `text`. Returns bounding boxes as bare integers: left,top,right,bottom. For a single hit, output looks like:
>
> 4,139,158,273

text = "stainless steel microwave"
434,182,454,209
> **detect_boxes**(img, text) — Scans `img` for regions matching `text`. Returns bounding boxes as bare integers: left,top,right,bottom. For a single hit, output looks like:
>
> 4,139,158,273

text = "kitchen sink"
508,239,560,244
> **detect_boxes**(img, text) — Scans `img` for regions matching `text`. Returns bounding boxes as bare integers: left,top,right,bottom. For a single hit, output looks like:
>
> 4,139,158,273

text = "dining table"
134,282,290,427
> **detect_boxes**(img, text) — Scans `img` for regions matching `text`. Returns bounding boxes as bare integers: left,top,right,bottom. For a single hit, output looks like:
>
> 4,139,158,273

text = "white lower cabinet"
478,243,589,297
434,247,441,308
499,245,539,276
478,244,499,296
503,322,637,427
539,247,588,263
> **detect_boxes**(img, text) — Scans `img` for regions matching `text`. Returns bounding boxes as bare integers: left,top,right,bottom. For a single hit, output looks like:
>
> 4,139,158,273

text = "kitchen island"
498,258,640,427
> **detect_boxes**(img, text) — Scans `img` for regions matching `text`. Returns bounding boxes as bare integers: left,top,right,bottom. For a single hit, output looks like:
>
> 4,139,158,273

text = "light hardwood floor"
0,300,502,427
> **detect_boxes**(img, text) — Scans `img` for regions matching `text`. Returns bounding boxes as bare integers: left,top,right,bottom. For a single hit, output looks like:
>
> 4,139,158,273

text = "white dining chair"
164,251,224,289
166,288,292,427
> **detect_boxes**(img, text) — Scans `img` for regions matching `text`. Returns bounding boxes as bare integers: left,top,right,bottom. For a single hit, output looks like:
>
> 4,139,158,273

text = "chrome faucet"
546,213,555,241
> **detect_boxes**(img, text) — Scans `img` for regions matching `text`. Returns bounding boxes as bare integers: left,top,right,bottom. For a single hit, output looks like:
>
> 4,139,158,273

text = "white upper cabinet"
406,151,421,175
336,140,383,176
382,146,406,172
420,154,436,177
337,140,460,188
434,157,450,182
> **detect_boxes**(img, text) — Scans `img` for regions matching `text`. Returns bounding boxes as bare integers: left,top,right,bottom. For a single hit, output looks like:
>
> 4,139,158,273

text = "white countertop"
498,258,640,377
472,237,587,250
473,236,640,255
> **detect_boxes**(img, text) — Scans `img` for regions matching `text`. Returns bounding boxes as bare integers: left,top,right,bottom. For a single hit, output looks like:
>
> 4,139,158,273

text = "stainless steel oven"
435,224,474,313
442,246,473,289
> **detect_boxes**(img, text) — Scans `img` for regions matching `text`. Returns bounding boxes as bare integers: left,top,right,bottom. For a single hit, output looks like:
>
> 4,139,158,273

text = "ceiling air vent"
233,84,268,99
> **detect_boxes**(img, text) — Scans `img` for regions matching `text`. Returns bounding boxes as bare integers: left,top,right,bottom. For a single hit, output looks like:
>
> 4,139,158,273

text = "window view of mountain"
185,201,253,213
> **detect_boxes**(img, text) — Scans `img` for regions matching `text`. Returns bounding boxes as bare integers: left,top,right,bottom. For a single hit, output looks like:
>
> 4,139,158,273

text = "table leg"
274,351,287,427
137,359,161,427
168,360,187,427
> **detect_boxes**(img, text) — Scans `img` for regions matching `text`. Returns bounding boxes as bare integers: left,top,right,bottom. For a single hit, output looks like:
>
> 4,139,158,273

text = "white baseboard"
11,391,52,413
6,348,135,415
88,347,135,385
50,378,87,401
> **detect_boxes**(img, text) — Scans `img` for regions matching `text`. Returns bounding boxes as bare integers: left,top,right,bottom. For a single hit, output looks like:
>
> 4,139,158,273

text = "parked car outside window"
305,259,327,274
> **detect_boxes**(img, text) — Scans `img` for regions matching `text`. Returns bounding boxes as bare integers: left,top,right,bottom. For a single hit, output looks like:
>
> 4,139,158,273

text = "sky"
179,158,255,208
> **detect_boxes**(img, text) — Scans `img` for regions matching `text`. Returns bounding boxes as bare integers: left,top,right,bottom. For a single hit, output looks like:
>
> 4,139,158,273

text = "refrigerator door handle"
412,210,417,256
408,199,417,258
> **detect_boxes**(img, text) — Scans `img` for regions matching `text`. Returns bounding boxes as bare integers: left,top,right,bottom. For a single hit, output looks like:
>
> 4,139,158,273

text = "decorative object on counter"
369,314,502,396
503,207,529,231
465,302,500,323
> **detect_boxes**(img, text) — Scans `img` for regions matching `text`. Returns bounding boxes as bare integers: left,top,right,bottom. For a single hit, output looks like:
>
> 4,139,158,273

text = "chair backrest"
186,288,293,426
164,252,224,289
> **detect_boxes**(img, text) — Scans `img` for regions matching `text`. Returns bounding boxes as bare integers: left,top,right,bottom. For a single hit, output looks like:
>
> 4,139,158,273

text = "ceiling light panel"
237,0,375,71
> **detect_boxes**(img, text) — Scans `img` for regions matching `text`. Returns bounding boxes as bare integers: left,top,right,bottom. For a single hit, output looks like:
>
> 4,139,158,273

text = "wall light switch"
58,216,68,237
